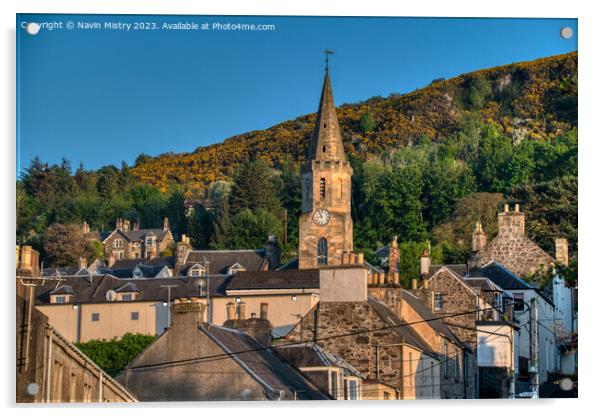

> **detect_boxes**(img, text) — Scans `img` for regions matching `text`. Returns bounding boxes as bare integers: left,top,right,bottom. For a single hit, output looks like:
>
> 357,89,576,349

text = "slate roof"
399,289,464,347
464,277,504,293
49,285,76,296
367,297,438,356
34,274,232,305
226,270,319,291
200,324,327,400
276,343,363,378
182,249,267,275
111,257,176,270
428,264,469,279
472,262,534,291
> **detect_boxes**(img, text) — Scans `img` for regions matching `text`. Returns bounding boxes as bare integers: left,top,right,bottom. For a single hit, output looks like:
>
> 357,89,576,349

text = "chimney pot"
393,272,400,286
423,278,430,290
226,302,235,320
504,204,509,213
238,302,246,320
357,253,364,264
260,302,268,320
411,278,418,290
514,203,520,212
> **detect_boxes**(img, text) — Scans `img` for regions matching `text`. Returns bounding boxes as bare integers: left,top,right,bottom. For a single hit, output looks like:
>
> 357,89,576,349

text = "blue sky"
16,15,577,172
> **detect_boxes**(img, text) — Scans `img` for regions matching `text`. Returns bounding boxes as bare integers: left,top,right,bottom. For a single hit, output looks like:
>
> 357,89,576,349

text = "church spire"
308,66,346,162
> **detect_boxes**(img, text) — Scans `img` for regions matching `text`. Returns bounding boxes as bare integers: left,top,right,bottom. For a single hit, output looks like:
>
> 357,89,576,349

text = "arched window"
317,237,328,265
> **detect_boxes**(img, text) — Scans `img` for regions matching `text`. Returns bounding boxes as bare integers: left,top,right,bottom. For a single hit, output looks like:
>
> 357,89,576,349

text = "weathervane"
324,49,334,71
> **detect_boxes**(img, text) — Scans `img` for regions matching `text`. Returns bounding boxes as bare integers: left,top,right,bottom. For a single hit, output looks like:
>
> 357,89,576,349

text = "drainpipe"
45,329,53,402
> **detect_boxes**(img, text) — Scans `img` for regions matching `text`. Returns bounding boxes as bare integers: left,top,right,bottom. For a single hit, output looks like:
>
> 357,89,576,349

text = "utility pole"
161,284,178,328
530,297,539,398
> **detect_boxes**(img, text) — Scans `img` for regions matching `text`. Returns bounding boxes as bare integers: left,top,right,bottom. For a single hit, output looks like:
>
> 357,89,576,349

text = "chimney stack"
226,303,235,320
171,302,206,329
238,302,246,320
78,257,87,270
472,221,487,252
389,236,400,274
260,302,268,320
555,238,569,267
265,234,281,270
420,249,431,277
82,221,90,234
163,217,170,231
498,203,524,236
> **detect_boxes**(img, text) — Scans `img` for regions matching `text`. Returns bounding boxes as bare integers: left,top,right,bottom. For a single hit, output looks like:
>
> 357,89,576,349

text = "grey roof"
35,274,232,305
429,264,469,279
182,249,267,275
200,324,327,400
42,266,80,277
115,283,140,293
399,289,464,347
113,228,170,243
464,277,504,292
472,262,534,291
367,297,438,356
276,343,363,378
227,270,319,291
111,257,176,270
49,285,76,296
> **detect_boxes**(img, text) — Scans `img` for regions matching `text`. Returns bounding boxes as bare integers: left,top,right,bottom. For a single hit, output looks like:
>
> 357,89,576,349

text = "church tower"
298,65,353,269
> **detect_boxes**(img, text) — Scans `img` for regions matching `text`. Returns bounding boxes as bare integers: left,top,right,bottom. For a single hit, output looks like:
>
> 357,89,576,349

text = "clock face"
313,209,330,226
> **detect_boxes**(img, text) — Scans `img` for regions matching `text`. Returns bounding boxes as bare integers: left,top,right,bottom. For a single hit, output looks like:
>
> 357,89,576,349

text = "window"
383,391,391,400
339,178,343,199
434,293,444,311
122,294,132,301
317,237,328,265
320,178,326,199
91,313,100,322
330,371,339,399
55,296,66,304
131,312,139,321
114,239,123,248
346,379,358,400
146,238,153,246
513,293,525,312
454,354,460,380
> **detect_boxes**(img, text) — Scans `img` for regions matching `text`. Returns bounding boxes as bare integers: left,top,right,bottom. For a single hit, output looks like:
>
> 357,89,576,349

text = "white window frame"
434,293,444,311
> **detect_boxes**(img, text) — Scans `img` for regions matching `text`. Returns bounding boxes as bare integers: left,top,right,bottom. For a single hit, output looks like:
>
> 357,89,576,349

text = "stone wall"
478,205,554,278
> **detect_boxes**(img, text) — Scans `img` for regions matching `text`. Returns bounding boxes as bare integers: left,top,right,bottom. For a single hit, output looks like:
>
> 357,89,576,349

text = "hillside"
131,52,577,193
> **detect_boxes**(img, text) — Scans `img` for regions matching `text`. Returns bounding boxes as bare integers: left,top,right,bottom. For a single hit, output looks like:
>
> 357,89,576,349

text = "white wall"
511,290,559,382
477,324,515,368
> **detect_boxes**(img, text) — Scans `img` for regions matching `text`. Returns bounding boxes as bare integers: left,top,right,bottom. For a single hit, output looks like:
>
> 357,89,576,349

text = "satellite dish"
106,290,117,301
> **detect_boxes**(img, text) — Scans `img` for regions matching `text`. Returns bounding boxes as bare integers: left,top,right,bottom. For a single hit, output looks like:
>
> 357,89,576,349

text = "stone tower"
298,67,353,269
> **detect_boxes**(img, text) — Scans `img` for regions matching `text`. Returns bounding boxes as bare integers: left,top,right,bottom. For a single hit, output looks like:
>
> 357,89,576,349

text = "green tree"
228,209,283,250
360,110,377,133
75,333,157,377
229,159,283,216
43,223,94,267
463,75,492,110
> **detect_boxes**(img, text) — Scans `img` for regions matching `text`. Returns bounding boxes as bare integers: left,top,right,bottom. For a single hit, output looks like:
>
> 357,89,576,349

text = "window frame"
91,313,100,322
131,311,139,321
434,293,444,311
317,237,328,265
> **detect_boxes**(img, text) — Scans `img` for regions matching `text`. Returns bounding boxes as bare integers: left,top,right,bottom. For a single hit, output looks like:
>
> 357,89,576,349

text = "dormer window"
228,263,246,275
55,296,66,304
188,264,206,277
146,237,153,246
122,294,132,301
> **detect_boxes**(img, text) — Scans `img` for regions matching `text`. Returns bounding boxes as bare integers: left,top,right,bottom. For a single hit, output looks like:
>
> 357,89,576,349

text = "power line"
128,302,520,371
